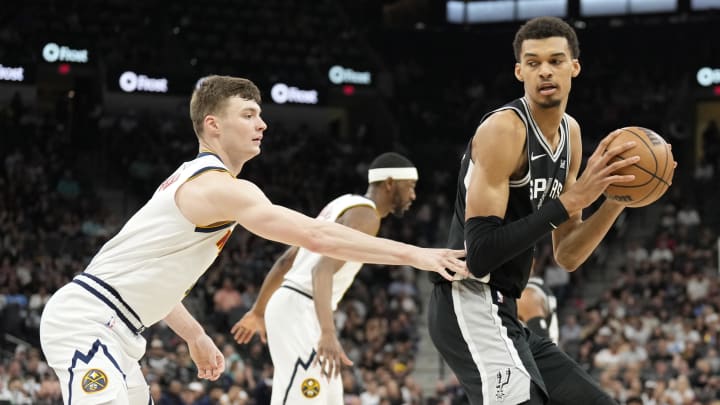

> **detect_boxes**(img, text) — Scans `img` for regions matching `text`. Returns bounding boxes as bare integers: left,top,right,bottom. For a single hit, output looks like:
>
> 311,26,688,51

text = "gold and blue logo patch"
81,369,108,393
301,377,320,398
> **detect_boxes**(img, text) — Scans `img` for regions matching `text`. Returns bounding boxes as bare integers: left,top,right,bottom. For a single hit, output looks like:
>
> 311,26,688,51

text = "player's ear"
204,114,220,135
571,59,581,78
514,63,523,82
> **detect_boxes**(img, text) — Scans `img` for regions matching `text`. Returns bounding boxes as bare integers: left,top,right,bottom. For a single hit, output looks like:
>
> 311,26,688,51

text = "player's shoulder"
472,109,526,150
337,201,380,235
563,113,581,136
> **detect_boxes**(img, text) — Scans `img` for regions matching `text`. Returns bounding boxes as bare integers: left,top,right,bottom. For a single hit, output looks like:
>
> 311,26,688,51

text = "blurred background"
0,0,719,404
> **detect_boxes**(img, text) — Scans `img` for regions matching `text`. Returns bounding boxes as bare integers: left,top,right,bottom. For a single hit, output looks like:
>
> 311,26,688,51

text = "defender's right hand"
315,332,353,379
411,248,468,281
231,310,266,344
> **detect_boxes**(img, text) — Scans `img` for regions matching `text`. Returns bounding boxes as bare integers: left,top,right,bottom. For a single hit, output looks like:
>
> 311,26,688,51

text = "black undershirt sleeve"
464,198,569,278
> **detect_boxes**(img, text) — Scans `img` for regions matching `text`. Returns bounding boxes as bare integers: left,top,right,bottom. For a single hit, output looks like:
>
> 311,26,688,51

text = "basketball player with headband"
232,152,420,405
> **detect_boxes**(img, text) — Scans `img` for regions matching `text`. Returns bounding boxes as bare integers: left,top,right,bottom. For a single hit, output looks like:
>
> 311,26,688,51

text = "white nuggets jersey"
84,151,236,326
283,194,376,310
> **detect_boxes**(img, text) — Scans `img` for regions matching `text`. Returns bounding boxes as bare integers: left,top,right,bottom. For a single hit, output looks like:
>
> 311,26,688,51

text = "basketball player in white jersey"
517,261,559,344
39,76,466,405
230,152,419,404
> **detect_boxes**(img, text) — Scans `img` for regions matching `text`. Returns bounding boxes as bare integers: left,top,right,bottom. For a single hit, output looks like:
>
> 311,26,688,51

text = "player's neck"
526,99,566,149
197,144,244,176
364,187,389,218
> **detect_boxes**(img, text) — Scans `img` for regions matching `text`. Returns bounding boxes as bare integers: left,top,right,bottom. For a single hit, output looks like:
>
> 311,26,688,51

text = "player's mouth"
252,135,263,143
538,83,557,96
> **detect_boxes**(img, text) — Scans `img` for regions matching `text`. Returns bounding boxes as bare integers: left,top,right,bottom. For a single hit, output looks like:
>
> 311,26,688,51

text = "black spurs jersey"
439,98,571,297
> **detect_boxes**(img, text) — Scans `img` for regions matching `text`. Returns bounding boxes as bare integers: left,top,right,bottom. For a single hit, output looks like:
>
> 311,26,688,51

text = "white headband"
368,167,418,183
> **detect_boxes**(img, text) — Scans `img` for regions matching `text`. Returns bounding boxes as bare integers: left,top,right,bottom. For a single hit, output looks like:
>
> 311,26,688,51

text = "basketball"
603,127,675,208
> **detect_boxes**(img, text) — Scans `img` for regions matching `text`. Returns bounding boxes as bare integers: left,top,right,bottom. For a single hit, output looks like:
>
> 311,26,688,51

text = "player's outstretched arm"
231,246,299,344
176,172,467,279
552,121,639,270
164,303,224,381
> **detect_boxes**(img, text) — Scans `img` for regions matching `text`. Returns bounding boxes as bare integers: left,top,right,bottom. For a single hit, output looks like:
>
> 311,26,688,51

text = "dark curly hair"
513,16,580,62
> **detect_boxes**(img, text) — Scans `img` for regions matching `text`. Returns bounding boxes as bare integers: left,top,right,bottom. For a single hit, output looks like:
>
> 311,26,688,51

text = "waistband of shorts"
280,280,313,300
72,273,147,334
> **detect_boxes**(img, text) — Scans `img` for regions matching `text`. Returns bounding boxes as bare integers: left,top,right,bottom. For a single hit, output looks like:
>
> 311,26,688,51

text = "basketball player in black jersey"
427,16,656,405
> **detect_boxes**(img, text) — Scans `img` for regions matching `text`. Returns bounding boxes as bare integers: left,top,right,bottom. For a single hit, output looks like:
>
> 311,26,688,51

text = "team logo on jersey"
81,369,108,393
301,378,320,398
495,367,511,401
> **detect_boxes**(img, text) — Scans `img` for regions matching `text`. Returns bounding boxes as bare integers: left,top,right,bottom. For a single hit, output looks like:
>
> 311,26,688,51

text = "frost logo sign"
0,65,24,82
119,71,169,93
697,67,720,87
270,83,318,104
42,43,89,63
328,65,371,85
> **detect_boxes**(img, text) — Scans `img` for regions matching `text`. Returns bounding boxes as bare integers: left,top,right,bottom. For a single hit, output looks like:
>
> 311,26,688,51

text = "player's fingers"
601,141,637,162
607,174,636,185
327,356,336,379
596,130,627,153
450,259,469,276
445,257,467,274
448,249,466,258
233,329,245,343
260,330,267,344
437,268,454,281
341,350,353,366
604,155,640,174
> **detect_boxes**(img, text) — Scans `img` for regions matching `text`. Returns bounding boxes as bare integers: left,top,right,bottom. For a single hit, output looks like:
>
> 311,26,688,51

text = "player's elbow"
466,243,500,278
554,252,580,272
295,226,329,255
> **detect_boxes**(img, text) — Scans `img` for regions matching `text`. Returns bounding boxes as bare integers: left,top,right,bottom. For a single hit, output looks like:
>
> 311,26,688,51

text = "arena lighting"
270,83,318,104
0,64,24,81
342,84,356,96
697,67,720,87
118,71,169,93
42,42,89,63
58,63,71,75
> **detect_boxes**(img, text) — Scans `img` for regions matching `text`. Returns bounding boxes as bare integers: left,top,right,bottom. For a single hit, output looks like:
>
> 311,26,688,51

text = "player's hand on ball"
412,248,468,281
315,332,353,379
188,334,225,381
231,310,266,344
560,131,639,216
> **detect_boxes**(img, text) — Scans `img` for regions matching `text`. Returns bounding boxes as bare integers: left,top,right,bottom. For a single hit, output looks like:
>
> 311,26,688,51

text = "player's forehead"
519,37,571,59
222,96,261,114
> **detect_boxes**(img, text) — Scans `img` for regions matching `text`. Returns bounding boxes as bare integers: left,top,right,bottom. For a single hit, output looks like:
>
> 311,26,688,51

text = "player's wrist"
558,193,582,217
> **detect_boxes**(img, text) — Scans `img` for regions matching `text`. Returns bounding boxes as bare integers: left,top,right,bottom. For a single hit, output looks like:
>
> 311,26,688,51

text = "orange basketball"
603,127,674,208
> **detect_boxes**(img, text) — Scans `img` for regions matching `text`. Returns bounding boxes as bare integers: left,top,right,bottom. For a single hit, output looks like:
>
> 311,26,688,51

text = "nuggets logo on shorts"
81,369,108,393
301,378,320,398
